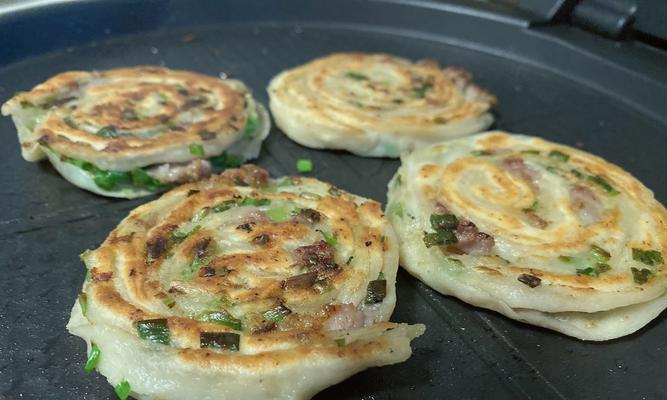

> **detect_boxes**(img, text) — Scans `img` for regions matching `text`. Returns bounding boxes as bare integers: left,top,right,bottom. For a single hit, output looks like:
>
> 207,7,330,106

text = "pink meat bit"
323,304,366,331
453,220,495,255
501,157,540,184
569,185,602,225
146,159,211,184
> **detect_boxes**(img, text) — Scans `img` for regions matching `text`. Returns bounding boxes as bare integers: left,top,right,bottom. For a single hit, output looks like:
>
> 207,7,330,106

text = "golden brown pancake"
387,131,667,340
1,66,270,198
268,52,495,157
67,165,424,399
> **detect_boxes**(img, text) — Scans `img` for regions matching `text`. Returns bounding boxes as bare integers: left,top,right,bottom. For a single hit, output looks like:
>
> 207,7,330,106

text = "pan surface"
0,1,665,399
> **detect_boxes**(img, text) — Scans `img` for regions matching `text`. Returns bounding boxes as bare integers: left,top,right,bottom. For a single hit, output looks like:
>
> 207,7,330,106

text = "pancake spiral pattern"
2,66,270,198
67,165,424,400
387,131,667,340
268,53,495,157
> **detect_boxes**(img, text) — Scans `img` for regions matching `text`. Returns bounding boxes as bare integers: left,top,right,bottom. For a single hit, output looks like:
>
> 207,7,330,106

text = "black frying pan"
0,1,665,399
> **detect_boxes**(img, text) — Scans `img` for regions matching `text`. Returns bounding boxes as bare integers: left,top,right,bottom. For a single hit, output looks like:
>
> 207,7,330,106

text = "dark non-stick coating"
0,1,665,399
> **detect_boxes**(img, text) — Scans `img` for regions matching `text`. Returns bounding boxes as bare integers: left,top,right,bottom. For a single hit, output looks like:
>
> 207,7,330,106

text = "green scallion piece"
296,159,313,173
587,175,620,196
78,293,88,317
135,318,170,345
632,248,663,266
548,150,570,162
388,202,404,218
200,332,240,351
319,230,337,246
95,125,119,138
64,116,78,129
114,379,131,400
631,267,652,285
191,208,210,223
430,214,458,231
239,197,271,207
84,343,100,372
344,71,369,80
210,152,242,168
267,205,294,223
243,114,258,140
189,143,205,156
364,279,387,304
470,150,492,156
262,305,292,323
335,338,346,347
520,150,540,155
195,310,242,331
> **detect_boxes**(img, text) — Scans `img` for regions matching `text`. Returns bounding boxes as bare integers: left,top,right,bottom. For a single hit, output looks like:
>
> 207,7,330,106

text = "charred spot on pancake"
517,274,542,288
146,235,170,260
197,130,216,140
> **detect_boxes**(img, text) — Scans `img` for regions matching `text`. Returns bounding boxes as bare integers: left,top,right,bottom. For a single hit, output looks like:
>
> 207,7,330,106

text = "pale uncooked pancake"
268,52,495,157
1,66,270,198
387,131,667,340
67,165,424,399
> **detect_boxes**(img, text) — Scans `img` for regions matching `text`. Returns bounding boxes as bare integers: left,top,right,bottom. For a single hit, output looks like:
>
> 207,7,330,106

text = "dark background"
0,1,665,399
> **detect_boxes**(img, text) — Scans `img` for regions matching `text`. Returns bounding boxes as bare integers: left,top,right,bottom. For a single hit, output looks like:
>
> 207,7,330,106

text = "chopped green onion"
423,230,457,248
328,186,342,196
346,256,354,265
378,271,385,280
95,125,119,138
570,169,585,178
388,202,404,218
430,214,458,231
240,197,271,207
447,257,465,268
64,117,78,129
189,143,205,156
170,225,201,242
191,208,210,223
520,150,540,155
523,200,539,212
84,343,100,372
114,379,131,400
587,175,620,196
200,332,240,351
121,109,140,121
262,305,292,323
335,338,346,347
267,205,294,222
632,248,663,266
243,114,258,140
413,82,433,98
344,71,369,80
195,310,242,331
548,150,570,162
296,159,313,173
576,264,610,277
181,253,213,280
470,150,492,156
84,269,91,282
213,199,238,213
210,152,242,168
364,279,387,304
135,318,170,345
20,99,35,108
318,230,337,246
130,168,166,192
631,267,652,285
78,293,88,317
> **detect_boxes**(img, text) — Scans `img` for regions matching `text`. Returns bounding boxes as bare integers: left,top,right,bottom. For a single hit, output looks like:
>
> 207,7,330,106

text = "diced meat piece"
292,208,322,224
146,159,211,184
453,220,495,255
569,185,602,225
294,240,337,271
219,164,269,187
502,157,540,184
323,304,366,331
525,212,549,229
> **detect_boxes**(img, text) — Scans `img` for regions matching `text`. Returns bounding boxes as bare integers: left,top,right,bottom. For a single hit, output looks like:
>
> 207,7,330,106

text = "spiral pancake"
268,52,495,157
387,131,667,340
67,165,424,399
1,66,270,198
